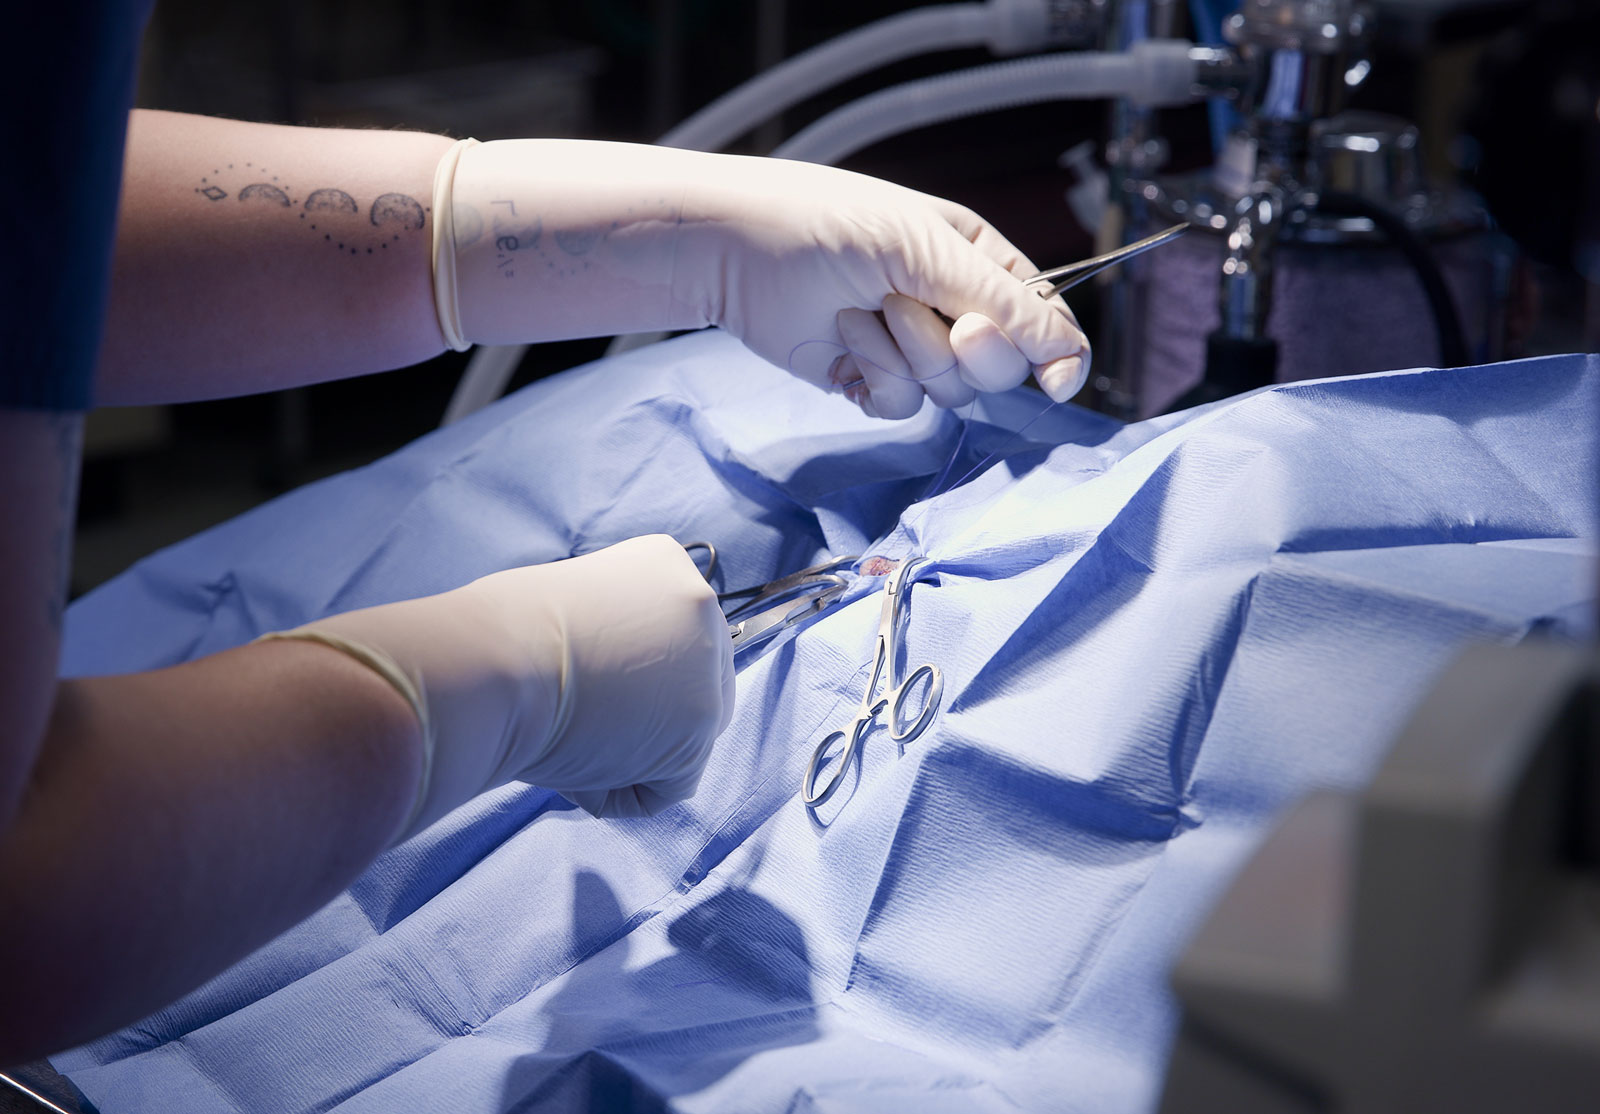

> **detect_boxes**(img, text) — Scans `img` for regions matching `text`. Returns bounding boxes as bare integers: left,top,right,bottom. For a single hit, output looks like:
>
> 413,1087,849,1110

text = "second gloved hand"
268,535,734,841
433,140,1091,418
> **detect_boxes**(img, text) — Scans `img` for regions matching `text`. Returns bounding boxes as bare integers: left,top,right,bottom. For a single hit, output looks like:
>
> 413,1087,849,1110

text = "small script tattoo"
485,198,608,281
193,164,429,257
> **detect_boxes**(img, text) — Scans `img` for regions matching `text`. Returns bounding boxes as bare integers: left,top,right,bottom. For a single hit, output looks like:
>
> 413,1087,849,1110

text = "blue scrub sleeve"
0,0,152,410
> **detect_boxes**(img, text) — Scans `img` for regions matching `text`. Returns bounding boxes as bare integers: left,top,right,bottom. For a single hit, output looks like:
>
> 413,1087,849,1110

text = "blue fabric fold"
55,333,1597,1112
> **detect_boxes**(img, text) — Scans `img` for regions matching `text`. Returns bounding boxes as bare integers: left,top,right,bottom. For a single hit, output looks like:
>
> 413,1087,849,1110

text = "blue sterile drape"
54,334,1597,1113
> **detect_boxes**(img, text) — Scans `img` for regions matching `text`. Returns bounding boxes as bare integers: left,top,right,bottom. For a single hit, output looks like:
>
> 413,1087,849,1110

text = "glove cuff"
256,629,435,843
430,137,481,353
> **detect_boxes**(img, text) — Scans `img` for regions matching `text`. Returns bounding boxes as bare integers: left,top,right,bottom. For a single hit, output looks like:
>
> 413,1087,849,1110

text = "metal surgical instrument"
681,542,856,656
834,223,1189,393
682,540,719,582
723,554,861,657
729,579,849,656
1024,221,1189,299
719,555,859,619
802,556,943,808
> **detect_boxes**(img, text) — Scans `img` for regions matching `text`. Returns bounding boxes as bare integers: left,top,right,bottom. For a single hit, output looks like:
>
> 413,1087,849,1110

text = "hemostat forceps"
802,557,943,808
719,554,858,620
1022,222,1189,300
724,555,860,657
833,223,1188,393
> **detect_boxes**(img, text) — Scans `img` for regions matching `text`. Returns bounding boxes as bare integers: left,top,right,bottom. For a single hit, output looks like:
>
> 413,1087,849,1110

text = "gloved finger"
715,614,736,737
560,777,687,818
881,293,975,409
1020,288,1092,400
676,552,737,741
950,312,1031,392
952,307,1089,400
837,308,926,420
930,196,1092,350
898,225,1092,375
832,354,873,415
593,758,705,817
929,196,1037,280
560,787,611,817
628,783,688,816
558,728,713,818
1037,346,1091,401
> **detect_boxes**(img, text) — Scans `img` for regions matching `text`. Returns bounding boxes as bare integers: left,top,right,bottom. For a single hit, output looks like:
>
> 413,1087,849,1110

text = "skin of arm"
97,109,454,404
0,411,426,1061
0,109,457,1059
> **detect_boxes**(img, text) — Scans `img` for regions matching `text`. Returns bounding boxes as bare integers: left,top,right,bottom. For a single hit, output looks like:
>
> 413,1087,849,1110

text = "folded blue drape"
55,334,1597,1113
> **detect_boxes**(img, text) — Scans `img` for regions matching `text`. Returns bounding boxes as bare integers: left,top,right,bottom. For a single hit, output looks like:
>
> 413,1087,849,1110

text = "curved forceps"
802,557,944,808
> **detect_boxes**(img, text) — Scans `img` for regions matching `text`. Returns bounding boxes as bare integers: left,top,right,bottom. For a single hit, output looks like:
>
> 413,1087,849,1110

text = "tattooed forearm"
193,164,430,257
370,194,425,231
238,183,290,207
45,415,83,632
303,188,358,214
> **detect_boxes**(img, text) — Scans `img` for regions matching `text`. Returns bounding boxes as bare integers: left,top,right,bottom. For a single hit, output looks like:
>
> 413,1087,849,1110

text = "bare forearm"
0,413,80,824
98,110,454,404
0,639,422,1061
0,401,422,1062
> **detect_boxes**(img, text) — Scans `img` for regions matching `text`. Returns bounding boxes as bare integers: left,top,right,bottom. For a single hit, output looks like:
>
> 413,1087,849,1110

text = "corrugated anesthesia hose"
661,4,995,153
774,40,1202,166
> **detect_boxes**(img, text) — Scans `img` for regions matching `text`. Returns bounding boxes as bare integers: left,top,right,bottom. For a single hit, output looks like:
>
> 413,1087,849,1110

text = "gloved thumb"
950,310,1091,401
563,771,701,819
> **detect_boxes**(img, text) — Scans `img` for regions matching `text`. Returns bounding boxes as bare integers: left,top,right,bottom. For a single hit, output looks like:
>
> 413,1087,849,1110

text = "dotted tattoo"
191,165,429,256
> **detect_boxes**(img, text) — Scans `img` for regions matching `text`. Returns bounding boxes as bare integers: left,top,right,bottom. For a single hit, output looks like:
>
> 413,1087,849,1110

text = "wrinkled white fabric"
437,139,1090,416
279,535,734,836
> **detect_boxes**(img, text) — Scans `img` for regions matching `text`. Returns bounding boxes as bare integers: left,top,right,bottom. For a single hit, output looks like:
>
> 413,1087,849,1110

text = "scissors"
802,556,944,807
833,222,1190,392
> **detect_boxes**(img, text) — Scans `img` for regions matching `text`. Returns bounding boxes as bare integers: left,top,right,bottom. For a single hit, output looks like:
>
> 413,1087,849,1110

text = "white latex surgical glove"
432,140,1091,418
261,535,734,841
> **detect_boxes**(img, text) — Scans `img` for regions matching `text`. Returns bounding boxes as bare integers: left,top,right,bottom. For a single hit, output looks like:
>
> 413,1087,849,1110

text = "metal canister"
1127,113,1510,417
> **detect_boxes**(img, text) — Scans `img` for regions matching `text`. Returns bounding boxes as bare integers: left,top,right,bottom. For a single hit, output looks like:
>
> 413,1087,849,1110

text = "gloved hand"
432,140,1090,419
262,535,734,841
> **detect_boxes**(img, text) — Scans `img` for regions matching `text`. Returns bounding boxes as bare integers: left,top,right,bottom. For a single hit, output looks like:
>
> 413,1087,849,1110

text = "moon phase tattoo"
192,165,428,257
554,227,602,256
370,193,425,231
304,188,359,214
481,198,609,280
238,183,291,207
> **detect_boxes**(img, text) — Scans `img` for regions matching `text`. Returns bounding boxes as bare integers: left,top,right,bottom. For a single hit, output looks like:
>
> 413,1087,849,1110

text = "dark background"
73,0,1600,594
